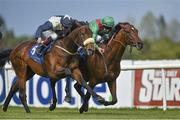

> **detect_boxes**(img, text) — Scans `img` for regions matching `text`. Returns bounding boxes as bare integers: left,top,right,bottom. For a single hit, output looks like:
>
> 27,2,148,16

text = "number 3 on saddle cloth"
29,40,53,64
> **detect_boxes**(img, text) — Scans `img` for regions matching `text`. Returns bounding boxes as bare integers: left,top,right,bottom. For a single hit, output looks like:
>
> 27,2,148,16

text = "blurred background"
0,0,180,59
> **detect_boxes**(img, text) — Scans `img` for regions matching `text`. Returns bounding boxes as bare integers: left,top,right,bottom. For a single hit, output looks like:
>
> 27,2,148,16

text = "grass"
1,106,180,119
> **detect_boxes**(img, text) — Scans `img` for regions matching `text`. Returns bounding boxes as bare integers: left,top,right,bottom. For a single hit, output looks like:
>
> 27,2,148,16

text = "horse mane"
56,25,81,44
71,20,88,32
64,25,88,43
108,22,132,41
55,25,90,54
114,22,130,32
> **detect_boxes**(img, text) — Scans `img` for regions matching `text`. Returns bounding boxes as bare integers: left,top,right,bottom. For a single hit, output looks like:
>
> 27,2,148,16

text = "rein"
55,45,78,55
99,52,108,74
99,29,127,75
54,28,83,56
113,39,126,48
107,31,126,48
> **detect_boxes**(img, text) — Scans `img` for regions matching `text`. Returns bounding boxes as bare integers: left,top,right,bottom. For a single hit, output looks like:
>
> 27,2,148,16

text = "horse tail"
0,49,12,68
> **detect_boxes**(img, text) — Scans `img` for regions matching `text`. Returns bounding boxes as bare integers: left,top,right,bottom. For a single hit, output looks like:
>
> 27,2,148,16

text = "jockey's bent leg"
36,30,57,55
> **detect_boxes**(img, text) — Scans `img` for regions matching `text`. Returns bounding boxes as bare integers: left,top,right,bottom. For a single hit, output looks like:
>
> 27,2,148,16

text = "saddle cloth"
29,44,44,64
29,43,52,64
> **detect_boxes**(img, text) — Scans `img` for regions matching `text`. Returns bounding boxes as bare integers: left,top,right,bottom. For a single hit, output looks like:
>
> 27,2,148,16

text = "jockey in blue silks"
35,15,79,55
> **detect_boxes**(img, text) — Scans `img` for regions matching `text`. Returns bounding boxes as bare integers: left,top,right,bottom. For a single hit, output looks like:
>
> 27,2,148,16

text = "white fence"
0,60,180,110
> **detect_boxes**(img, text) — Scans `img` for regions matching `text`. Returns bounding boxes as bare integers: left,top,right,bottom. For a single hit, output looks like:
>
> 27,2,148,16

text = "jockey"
35,15,78,55
89,16,115,53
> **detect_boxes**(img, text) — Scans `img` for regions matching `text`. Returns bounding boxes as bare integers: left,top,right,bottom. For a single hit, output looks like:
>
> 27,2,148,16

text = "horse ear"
115,23,121,31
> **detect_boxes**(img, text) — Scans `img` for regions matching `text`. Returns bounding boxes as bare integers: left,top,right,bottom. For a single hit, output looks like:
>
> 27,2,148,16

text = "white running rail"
121,64,180,111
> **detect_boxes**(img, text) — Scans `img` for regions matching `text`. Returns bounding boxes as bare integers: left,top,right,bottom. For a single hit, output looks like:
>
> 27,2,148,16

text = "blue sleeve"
35,21,53,39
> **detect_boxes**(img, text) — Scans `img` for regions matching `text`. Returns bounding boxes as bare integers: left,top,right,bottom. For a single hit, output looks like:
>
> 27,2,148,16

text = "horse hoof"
79,107,84,114
84,106,88,112
49,104,56,111
25,108,31,113
96,95,105,104
104,101,110,106
2,105,7,112
64,96,72,104
79,104,88,114
26,110,31,113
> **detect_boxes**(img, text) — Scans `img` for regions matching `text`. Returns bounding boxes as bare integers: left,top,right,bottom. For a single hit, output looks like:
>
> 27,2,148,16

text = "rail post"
161,68,167,111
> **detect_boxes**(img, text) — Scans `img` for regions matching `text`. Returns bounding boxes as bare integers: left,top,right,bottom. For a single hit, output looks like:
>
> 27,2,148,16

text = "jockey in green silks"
88,16,115,53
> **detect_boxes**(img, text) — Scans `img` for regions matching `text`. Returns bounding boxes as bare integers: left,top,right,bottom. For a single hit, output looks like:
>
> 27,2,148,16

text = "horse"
72,22,143,113
0,25,105,113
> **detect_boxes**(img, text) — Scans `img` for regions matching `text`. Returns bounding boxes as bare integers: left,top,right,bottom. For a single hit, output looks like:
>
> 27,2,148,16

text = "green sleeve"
102,27,116,42
89,20,99,48
89,20,98,40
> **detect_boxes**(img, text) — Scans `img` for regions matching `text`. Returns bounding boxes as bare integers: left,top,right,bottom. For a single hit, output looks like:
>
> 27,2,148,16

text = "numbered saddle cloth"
29,44,44,64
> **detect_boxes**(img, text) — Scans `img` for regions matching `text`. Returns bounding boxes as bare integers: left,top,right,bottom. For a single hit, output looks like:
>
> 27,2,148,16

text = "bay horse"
73,23,143,113
0,25,105,113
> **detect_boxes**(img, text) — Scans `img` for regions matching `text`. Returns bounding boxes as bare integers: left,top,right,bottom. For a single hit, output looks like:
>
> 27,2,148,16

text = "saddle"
29,41,54,64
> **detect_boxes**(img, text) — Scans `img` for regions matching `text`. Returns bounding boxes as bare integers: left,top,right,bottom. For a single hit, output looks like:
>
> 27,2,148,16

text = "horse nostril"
87,49,94,56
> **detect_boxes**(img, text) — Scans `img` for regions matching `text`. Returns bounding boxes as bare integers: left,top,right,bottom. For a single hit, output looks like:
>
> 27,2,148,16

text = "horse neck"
105,31,127,64
56,31,78,53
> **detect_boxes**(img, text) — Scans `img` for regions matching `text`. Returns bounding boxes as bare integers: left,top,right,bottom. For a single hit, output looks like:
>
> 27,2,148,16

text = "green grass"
1,106,180,119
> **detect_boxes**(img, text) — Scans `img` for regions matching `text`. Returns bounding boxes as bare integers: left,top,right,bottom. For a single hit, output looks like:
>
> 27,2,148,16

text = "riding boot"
36,37,52,56
36,44,46,56
77,46,87,61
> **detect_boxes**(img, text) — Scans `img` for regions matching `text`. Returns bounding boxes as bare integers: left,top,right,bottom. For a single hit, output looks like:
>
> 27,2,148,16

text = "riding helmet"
61,15,73,28
101,16,115,28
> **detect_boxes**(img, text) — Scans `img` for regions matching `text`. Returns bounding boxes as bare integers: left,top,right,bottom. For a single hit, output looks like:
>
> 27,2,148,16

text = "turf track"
1,106,180,119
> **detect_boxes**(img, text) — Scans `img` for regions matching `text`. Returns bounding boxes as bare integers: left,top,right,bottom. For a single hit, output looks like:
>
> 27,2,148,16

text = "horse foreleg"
19,79,30,113
55,67,73,103
104,80,117,106
79,81,95,113
72,68,105,104
74,82,85,100
74,81,92,113
2,80,19,112
64,77,73,103
49,80,57,111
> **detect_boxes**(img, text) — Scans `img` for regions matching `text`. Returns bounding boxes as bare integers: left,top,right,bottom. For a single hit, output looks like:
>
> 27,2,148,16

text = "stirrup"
36,45,44,55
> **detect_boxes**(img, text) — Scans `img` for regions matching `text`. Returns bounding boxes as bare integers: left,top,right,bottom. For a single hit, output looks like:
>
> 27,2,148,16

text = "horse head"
116,23,143,50
71,25,96,56
74,25,93,47
59,25,93,53
83,38,96,56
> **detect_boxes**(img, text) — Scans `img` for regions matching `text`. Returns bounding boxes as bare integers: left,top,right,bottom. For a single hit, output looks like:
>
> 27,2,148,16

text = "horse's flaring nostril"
87,49,94,56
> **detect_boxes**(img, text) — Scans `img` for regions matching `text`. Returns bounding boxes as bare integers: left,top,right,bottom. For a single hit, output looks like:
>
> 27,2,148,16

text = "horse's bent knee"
54,67,71,77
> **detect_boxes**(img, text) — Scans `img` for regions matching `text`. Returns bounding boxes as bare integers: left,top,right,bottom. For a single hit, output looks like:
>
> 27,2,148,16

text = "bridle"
107,30,126,48
108,25,137,49
113,39,126,48
55,27,88,55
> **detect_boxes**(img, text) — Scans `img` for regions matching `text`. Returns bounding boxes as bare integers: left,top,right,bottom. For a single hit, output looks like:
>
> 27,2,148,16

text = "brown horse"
0,25,105,113
73,23,143,113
